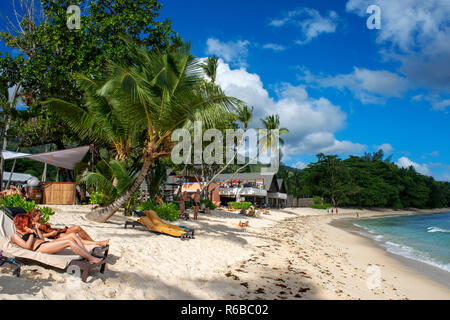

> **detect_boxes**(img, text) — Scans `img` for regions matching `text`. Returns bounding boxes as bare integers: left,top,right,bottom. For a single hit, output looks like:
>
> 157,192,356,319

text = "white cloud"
374,143,393,154
206,38,250,68
298,67,410,104
270,8,339,45
346,0,450,95
422,151,439,158
214,59,366,157
262,43,287,51
293,160,307,169
396,157,431,175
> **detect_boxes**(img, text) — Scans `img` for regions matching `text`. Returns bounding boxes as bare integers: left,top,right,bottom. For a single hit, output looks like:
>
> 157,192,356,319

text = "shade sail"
1,146,90,170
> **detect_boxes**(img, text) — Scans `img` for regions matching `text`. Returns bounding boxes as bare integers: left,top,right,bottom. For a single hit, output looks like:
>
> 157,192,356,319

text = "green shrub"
38,206,55,223
89,191,110,206
313,196,323,205
155,202,179,221
310,203,331,210
0,194,55,222
0,193,36,211
229,202,252,210
138,201,179,221
200,199,216,210
393,199,403,210
138,199,158,211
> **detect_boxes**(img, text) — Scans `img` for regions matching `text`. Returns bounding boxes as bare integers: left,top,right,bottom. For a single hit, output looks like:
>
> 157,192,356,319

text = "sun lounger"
0,207,109,282
124,210,194,240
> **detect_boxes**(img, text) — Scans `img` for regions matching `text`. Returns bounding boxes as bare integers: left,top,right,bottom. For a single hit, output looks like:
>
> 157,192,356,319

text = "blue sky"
159,0,450,181
1,0,449,181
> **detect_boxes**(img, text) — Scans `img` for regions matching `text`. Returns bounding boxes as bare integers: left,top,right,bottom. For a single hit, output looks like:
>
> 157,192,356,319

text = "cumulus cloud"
270,8,339,44
298,67,410,104
206,38,250,68
396,157,431,175
346,0,450,97
374,143,393,154
213,59,366,157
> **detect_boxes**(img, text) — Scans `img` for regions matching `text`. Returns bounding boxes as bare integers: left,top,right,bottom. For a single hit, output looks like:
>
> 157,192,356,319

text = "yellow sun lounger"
124,210,195,239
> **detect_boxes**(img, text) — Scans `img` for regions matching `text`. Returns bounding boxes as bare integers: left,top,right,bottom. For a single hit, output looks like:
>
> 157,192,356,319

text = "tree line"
298,151,450,209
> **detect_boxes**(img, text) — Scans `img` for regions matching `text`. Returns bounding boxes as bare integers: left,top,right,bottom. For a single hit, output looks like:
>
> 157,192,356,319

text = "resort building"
1,172,37,189
212,173,288,208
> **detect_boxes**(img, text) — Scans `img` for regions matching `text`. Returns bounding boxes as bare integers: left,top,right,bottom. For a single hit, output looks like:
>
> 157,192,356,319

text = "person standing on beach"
179,191,187,218
336,208,339,215
194,189,201,220
331,208,334,214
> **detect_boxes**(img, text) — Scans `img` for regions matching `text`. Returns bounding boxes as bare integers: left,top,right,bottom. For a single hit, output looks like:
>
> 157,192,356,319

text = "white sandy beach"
0,206,449,300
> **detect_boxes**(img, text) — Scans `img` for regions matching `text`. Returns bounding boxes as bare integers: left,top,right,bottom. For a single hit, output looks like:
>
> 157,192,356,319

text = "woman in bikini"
27,209,109,247
11,214,103,264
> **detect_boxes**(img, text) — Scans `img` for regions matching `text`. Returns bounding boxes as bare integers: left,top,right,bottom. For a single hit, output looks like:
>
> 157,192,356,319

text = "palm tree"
236,105,253,131
258,114,289,153
44,74,138,162
47,35,240,222
200,104,254,197
201,56,219,83
224,113,289,179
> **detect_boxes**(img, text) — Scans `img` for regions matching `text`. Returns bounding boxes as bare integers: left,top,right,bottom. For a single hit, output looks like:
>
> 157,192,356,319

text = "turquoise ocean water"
351,212,450,273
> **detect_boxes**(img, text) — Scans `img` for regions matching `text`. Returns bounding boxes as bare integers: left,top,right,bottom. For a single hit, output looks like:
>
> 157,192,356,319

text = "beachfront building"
213,173,288,208
1,172,37,189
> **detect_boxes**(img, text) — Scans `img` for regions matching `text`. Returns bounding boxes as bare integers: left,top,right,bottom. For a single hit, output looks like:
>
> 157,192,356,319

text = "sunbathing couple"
11,209,109,264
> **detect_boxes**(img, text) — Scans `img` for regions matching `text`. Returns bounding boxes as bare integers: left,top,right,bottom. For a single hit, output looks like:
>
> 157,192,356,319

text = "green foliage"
138,200,158,211
0,194,55,222
300,153,450,209
0,194,36,211
0,0,181,148
310,203,331,210
138,200,179,221
38,206,55,223
89,191,110,206
313,196,322,205
80,159,136,204
154,202,179,221
229,202,253,210
200,199,216,210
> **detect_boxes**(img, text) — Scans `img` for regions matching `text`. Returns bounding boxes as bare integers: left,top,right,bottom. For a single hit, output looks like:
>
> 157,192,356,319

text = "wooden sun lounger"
0,206,109,282
125,210,195,240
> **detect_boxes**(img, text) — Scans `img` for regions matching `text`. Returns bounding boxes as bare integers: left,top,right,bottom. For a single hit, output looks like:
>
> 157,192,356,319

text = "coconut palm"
47,35,240,222
236,105,253,131
201,56,219,83
79,159,136,201
258,114,289,153
44,74,138,161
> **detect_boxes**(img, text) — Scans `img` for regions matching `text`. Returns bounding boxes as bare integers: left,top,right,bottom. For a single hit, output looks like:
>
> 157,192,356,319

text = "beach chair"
124,210,194,240
0,207,109,282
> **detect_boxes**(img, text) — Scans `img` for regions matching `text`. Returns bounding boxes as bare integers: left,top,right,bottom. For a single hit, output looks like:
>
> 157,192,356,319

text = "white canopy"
1,146,90,170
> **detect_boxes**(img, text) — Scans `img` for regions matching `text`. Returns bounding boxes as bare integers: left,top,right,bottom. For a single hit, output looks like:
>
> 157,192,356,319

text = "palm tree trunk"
86,154,153,222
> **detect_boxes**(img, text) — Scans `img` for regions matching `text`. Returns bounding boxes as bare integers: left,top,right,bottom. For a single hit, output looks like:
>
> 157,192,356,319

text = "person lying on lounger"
11,214,103,264
27,209,109,247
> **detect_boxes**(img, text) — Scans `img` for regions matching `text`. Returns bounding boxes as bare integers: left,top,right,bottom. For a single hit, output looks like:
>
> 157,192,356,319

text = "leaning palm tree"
201,56,219,83
47,35,240,222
